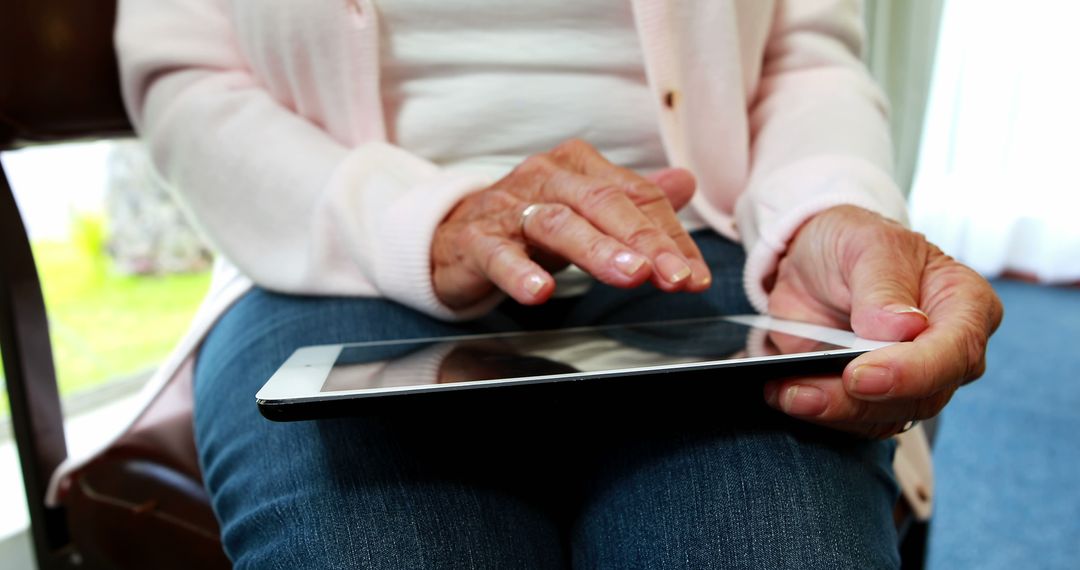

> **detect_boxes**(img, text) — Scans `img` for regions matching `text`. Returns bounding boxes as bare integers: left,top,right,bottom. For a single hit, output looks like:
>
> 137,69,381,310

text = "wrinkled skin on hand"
763,205,1004,438
431,139,712,309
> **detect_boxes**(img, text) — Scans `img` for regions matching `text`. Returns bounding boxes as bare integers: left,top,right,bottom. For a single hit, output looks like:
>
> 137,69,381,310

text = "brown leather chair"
1,1,228,568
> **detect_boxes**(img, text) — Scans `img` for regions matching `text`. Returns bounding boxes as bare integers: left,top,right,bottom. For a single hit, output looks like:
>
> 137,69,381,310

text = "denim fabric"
194,232,901,569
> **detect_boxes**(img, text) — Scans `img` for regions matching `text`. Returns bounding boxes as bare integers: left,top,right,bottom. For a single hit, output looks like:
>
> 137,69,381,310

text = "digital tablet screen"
318,317,846,394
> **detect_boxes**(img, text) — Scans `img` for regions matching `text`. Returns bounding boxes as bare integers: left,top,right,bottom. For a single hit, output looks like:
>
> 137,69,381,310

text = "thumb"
846,243,930,343
645,168,696,211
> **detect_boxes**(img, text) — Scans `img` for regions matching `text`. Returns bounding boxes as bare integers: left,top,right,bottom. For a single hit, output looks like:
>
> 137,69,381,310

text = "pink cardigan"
49,0,931,519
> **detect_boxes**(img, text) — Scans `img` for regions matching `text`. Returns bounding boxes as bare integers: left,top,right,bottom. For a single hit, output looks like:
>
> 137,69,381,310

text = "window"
2,140,213,542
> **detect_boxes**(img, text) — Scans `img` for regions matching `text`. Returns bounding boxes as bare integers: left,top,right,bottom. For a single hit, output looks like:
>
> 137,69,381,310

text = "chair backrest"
0,0,133,149
1,1,133,568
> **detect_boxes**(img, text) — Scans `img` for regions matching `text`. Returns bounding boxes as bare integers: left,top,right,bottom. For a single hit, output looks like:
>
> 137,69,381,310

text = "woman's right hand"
432,139,713,309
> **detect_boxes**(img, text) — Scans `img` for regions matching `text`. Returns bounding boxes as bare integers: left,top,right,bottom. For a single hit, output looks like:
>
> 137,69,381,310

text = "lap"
573,423,899,569
193,233,900,569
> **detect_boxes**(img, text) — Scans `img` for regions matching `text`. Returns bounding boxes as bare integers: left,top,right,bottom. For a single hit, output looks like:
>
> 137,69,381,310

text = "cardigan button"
663,90,678,109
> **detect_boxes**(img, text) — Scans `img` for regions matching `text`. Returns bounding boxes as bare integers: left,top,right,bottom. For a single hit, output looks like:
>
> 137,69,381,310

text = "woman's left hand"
762,205,1004,438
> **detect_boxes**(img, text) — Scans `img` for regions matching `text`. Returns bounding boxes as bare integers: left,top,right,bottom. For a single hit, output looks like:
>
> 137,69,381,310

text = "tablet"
256,315,892,421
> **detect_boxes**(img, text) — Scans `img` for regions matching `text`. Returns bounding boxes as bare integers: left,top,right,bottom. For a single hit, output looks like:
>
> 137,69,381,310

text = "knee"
573,430,900,569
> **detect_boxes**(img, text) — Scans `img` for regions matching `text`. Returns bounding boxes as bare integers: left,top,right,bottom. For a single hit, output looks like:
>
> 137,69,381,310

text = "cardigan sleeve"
114,0,499,321
734,0,910,314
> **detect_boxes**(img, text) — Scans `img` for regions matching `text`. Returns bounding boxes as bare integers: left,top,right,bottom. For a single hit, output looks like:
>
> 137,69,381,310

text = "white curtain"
909,0,1080,282
863,0,944,195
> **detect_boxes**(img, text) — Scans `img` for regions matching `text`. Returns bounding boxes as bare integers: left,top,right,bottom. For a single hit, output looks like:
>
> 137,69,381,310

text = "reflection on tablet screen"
320,318,845,393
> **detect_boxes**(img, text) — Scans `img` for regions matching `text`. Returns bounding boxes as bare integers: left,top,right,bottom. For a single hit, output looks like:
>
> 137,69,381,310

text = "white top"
378,0,706,231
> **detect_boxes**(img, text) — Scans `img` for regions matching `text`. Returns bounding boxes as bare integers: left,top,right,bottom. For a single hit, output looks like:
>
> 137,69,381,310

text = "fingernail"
656,252,691,284
690,258,712,287
613,251,647,276
852,365,893,396
782,385,828,416
523,274,546,296
885,304,928,320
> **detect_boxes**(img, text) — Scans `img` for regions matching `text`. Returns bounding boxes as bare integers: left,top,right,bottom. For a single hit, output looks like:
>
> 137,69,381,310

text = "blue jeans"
194,232,900,569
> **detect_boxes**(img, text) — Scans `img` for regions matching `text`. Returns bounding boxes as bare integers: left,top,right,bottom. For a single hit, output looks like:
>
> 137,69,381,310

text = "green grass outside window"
0,228,210,419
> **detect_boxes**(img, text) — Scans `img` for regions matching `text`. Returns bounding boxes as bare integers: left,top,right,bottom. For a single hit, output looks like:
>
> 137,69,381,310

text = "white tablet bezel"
256,315,892,407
